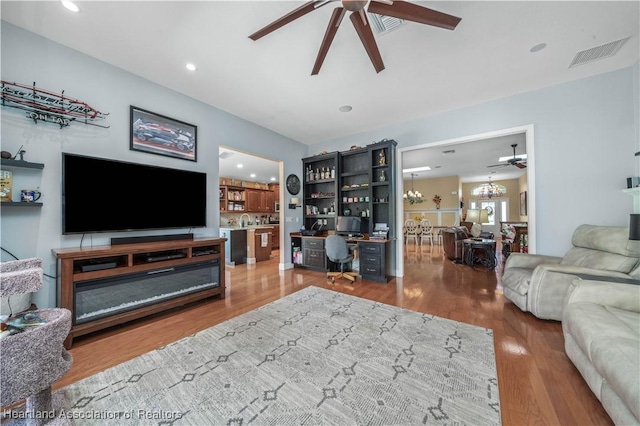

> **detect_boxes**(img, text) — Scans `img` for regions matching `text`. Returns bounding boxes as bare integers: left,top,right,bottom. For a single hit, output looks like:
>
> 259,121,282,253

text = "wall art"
130,106,197,162
1,81,109,128
520,191,527,216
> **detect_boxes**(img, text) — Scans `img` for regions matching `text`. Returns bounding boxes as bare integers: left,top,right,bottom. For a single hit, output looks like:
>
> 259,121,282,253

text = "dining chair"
404,219,419,245
419,219,434,246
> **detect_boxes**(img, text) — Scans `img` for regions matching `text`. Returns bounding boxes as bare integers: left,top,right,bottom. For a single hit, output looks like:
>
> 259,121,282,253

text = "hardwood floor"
55,243,613,425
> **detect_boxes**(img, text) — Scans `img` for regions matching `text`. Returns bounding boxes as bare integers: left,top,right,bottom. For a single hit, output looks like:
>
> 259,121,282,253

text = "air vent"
369,13,406,35
219,151,234,159
442,149,456,155
569,37,630,68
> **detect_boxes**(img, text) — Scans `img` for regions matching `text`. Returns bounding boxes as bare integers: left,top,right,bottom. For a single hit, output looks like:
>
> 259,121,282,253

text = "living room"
1,2,638,425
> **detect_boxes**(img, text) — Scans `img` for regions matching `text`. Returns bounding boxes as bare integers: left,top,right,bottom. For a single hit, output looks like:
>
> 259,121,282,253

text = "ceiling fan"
487,144,527,169
248,0,461,75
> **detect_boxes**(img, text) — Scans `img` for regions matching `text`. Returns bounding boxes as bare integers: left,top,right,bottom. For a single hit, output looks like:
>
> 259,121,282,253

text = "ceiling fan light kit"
249,0,461,75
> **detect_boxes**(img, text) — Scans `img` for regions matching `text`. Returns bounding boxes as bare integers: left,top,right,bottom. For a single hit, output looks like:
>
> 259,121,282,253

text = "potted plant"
432,194,442,209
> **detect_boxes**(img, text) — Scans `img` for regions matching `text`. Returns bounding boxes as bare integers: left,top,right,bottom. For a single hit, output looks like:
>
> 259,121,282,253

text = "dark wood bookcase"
302,140,396,237
302,152,339,232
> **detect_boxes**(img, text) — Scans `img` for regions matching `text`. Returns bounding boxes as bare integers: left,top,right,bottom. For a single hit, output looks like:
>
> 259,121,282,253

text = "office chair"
325,235,358,283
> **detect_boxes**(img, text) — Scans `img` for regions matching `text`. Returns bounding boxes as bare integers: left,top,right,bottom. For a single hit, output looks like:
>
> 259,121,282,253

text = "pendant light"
472,177,506,199
403,173,424,204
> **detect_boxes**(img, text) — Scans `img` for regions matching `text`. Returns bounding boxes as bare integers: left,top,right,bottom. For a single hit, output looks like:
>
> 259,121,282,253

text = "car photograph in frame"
130,106,197,162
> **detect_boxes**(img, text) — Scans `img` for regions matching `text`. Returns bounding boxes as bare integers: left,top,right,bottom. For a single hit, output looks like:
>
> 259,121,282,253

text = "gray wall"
2,21,637,307
1,23,307,308
310,64,639,257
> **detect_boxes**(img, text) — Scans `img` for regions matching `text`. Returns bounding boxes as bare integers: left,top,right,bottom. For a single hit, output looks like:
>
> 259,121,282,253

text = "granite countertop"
220,225,275,231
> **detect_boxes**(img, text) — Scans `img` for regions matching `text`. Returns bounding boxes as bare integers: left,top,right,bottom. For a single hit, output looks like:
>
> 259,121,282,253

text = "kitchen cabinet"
220,228,247,265
220,186,246,212
271,224,280,249
265,191,275,213
246,190,260,212
246,189,274,213
254,228,272,262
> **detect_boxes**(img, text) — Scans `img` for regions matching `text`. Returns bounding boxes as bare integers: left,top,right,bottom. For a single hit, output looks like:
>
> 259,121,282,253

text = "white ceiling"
2,1,638,183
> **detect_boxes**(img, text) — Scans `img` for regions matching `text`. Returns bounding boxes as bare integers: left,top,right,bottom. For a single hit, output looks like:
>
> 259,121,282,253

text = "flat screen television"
336,216,363,235
62,153,207,234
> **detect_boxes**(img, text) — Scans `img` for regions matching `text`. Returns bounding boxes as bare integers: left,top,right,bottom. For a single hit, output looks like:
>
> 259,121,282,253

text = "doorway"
218,146,284,267
469,198,507,237
395,124,536,277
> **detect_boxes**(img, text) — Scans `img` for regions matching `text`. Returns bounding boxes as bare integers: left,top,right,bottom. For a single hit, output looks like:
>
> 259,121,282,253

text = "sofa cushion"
500,267,531,296
571,224,640,257
563,303,640,421
561,247,639,274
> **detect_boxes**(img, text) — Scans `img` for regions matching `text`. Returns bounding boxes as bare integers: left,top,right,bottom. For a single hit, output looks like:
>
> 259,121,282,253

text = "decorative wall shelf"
1,159,45,169
1,201,43,208
1,158,45,208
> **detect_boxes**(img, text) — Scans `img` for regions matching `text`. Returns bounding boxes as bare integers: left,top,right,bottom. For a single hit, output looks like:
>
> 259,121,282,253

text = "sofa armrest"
527,265,632,320
504,252,562,270
565,279,640,313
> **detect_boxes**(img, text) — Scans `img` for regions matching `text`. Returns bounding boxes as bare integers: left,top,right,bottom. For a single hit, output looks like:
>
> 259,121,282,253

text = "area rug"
55,286,501,425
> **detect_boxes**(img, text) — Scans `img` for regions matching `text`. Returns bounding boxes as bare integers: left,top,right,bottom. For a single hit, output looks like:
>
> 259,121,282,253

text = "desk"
463,238,497,269
291,233,393,282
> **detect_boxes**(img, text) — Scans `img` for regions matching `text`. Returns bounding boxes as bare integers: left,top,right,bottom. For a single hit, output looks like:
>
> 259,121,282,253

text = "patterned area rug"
56,286,501,425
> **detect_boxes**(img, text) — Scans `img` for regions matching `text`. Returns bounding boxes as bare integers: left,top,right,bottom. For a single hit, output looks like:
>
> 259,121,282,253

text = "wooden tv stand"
52,237,226,348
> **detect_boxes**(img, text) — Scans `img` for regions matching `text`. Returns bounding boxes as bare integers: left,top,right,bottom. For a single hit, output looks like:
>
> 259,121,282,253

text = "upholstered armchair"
442,226,470,262
0,258,73,425
502,224,640,321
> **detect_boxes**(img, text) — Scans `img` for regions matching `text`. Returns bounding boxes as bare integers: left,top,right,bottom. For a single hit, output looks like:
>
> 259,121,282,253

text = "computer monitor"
336,216,362,236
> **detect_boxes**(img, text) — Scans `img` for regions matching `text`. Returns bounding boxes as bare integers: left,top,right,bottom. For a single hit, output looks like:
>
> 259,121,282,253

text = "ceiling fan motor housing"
342,0,368,12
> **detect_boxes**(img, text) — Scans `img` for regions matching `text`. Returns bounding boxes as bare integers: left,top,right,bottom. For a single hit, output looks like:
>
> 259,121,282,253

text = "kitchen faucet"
239,213,251,227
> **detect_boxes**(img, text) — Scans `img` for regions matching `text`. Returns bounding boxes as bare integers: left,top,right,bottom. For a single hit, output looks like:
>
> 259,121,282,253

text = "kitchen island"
220,225,274,265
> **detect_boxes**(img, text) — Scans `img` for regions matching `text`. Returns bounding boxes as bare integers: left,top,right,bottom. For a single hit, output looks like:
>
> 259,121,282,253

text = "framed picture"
520,191,527,216
130,106,197,162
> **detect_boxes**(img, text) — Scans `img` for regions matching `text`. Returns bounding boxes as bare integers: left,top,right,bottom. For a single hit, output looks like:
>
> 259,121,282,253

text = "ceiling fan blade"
367,0,461,31
312,7,347,75
249,1,326,41
514,162,527,169
349,12,385,73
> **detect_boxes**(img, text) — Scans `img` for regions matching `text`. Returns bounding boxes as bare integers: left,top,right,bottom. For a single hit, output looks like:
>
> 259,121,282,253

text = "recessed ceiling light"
61,0,79,12
270,177,276,181
186,63,197,71
339,105,352,112
250,173,256,178
237,164,243,169
402,166,431,173
530,43,547,53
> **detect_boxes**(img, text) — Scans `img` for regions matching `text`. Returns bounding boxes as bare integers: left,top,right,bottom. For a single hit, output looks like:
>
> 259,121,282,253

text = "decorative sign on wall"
0,81,110,128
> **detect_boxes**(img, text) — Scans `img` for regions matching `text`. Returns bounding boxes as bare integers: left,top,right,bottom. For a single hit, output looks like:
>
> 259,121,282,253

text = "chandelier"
403,173,424,204
472,178,507,199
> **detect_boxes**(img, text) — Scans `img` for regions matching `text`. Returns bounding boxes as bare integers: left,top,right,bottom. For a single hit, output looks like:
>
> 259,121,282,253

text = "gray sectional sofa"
563,278,640,425
502,224,640,321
